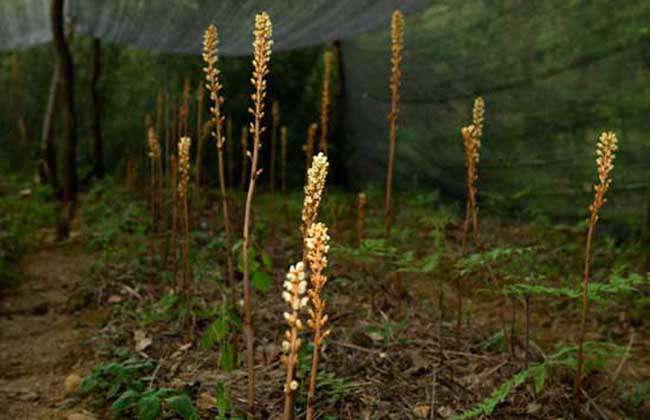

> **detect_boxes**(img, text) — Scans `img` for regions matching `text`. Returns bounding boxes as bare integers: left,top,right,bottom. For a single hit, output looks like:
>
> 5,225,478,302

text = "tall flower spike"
305,222,331,420
574,131,618,408
301,153,329,237
281,261,307,417
177,137,191,198
384,9,405,240
203,24,225,149
242,12,273,416
203,23,237,317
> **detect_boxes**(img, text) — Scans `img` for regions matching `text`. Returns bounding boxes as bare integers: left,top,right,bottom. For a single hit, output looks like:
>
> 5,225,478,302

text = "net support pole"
52,0,79,240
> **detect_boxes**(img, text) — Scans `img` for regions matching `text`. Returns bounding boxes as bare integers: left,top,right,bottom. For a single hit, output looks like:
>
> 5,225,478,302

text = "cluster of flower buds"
281,261,307,393
301,153,329,233
147,127,161,160
590,131,618,217
177,136,191,198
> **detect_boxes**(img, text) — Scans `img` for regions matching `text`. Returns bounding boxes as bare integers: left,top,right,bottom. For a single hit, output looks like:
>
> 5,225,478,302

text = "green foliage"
81,348,198,419
136,292,180,326
0,176,55,287
200,302,240,371
395,252,440,273
504,270,648,303
234,240,272,292
366,320,409,347
83,177,150,250
333,239,396,263
454,341,625,419
317,372,356,400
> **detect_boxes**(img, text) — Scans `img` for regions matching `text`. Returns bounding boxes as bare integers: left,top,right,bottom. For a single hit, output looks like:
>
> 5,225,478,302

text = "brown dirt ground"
0,229,107,420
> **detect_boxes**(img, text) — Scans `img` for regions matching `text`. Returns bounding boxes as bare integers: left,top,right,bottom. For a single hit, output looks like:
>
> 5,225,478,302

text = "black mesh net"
1,0,649,228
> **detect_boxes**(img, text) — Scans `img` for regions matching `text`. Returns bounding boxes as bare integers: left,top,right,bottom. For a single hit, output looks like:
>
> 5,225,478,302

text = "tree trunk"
52,0,78,240
39,57,61,194
90,38,104,179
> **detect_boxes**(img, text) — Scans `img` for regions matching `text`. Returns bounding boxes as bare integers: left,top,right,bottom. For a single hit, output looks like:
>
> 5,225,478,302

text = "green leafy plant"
200,301,240,371
453,341,625,419
81,349,198,419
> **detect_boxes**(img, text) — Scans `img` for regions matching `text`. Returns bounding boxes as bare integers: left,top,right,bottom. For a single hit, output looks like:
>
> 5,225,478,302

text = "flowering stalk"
301,153,329,264
461,97,484,252
574,131,618,406
384,10,404,240
147,125,162,230
242,12,273,415
177,137,191,296
281,262,308,420
305,223,331,420
203,24,236,308
319,51,332,154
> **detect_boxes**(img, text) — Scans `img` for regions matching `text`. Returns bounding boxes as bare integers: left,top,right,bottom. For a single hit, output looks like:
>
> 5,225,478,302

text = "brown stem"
282,328,299,420
242,81,265,419
170,158,179,279
524,294,530,370
306,317,322,420
182,194,190,297
384,111,397,241
194,84,204,191
574,216,596,408
217,142,236,312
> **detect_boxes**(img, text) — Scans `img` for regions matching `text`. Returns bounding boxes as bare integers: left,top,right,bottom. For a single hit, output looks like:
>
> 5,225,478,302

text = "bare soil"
0,229,106,420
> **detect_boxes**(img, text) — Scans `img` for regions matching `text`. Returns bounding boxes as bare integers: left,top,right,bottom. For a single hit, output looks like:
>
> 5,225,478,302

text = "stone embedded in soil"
64,373,82,396
67,412,97,420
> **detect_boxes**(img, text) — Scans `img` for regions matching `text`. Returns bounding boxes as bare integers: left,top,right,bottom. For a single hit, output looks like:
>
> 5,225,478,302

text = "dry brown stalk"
242,12,273,416
305,222,331,420
384,10,404,241
358,192,367,246
177,137,192,296
574,131,618,407
194,80,205,190
179,77,191,137
240,125,249,191
301,153,329,263
269,101,280,229
227,118,234,188
319,51,332,154
169,155,179,281
147,125,163,230
304,122,317,173
281,262,308,420
203,24,237,308
270,100,280,192
280,126,287,192
156,90,164,138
